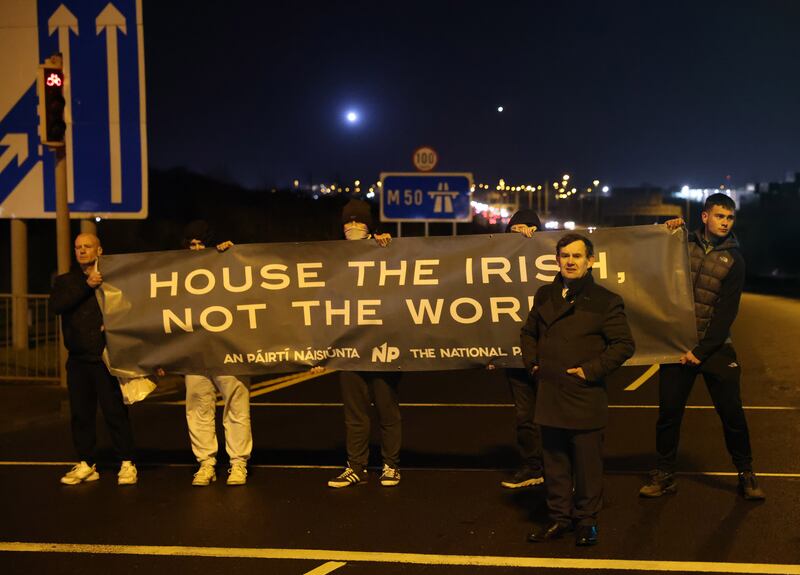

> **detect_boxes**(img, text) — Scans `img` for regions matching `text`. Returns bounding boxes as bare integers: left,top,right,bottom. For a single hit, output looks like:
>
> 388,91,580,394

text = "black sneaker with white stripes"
327,466,367,488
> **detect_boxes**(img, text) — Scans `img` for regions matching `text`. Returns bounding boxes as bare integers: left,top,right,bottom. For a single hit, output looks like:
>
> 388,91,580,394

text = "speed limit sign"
412,146,438,172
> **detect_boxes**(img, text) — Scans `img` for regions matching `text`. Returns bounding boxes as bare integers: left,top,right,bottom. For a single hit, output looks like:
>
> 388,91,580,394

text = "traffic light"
37,56,66,147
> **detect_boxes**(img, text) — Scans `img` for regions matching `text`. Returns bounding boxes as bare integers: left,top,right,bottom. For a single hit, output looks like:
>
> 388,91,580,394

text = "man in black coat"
522,233,634,546
51,233,137,486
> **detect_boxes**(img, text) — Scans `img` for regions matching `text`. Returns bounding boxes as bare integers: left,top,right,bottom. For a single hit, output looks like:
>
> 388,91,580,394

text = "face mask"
345,228,370,241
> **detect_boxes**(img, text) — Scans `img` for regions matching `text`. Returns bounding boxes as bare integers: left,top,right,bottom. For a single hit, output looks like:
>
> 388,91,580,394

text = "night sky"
144,0,800,190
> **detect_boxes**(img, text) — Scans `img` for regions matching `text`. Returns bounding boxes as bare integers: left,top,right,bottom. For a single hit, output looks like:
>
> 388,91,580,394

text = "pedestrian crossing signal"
37,57,66,147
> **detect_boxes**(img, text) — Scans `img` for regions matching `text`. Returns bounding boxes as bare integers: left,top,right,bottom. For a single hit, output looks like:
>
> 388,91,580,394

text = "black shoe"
501,467,544,489
575,524,599,546
527,522,573,543
639,469,677,497
738,471,766,501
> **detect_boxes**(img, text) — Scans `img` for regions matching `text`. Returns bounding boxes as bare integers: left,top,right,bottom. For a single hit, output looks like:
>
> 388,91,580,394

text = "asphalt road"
0,293,798,574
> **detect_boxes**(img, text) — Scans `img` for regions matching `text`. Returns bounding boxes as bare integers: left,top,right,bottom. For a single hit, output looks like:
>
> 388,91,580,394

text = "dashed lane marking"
0,542,798,573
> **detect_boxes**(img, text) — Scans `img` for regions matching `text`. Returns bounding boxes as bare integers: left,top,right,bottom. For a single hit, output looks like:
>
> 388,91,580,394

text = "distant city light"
497,106,504,112
94,216,101,222
564,221,576,230
366,190,375,199
602,186,610,193
545,220,560,229
674,186,737,204
346,110,359,123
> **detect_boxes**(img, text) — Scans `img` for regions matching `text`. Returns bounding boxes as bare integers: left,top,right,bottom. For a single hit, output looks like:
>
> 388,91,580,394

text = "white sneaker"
60,461,99,485
192,462,216,486
227,463,247,485
117,461,138,485
380,464,401,487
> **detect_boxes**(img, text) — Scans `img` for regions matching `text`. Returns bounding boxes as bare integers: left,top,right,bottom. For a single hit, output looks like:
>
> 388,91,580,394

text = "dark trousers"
541,426,604,526
340,371,401,470
507,368,543,473
66,358,135,464
656,344,753,473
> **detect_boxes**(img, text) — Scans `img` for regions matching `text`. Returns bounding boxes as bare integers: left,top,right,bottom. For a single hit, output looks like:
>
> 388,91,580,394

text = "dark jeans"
541,426,604,526
66,358,135,464
656,344,753,473
340,371,401,470
507,368,543,473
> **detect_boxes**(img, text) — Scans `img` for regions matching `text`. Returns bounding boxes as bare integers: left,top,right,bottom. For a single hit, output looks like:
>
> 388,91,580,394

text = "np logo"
427,182,459,213
372,342,400,363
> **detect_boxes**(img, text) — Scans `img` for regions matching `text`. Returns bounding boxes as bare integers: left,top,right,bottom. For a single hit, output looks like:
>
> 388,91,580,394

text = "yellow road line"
149,370,334,406
0,542,798,573
304,561,346,575
248,370,332,399
624,364,659,391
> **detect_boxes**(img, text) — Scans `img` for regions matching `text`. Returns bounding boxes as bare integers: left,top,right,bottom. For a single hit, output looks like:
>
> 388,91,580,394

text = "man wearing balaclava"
327,199,400,488
180,220,253,487
497,209,546,490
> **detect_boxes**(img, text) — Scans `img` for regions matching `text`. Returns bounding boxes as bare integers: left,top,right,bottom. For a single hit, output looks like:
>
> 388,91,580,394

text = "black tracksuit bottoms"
340,371,401,470
656,344,753,473
66,358,135,464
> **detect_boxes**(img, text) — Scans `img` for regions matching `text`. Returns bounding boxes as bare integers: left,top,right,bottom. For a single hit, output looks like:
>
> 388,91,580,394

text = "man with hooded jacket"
639,193,765,500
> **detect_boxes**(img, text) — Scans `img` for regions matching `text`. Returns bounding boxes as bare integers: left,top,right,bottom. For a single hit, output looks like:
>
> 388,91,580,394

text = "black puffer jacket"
50,268,105,362
688,228,745,361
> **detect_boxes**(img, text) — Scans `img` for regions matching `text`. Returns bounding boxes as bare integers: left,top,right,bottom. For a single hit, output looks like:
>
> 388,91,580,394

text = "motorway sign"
0,0,147,219
379,172,473,223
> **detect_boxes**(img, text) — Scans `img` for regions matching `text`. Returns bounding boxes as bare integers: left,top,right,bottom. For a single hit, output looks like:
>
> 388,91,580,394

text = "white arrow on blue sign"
379,172,474,223
0,0,147,219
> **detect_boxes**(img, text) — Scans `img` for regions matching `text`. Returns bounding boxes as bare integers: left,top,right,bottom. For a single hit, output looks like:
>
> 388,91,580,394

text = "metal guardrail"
0,294,61,382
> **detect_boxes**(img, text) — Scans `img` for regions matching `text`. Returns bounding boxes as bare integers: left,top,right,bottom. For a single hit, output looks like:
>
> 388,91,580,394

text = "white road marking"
304,561,347,575
1,461,798,477
624,364,659,391
232,402,794,410
0,542,798,573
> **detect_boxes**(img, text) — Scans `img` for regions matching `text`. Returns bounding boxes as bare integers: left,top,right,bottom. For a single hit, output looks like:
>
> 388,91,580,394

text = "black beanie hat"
182,219,213,247
341,199,374,230
505,209,542,233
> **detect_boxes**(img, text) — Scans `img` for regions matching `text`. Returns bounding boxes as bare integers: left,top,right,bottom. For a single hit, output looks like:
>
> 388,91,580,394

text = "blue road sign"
0,0,147,219
380,172,473,223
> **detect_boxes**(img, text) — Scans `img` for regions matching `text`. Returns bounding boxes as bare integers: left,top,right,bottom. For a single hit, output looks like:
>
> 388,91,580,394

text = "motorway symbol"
0,0,147,219
379,172,473,223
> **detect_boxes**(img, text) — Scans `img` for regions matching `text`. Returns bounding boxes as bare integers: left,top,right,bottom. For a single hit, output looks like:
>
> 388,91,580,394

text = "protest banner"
98,225,696,375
